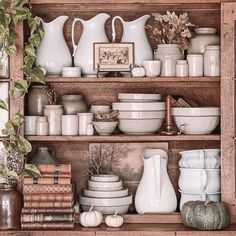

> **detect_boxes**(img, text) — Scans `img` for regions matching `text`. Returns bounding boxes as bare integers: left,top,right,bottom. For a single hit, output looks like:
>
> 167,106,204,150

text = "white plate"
118,111,165,119
88,186,123,191
172,107,220,116
112,102,166,111
90,175,120,182
83,188,128,198
88,180,122,188
118,93,161,101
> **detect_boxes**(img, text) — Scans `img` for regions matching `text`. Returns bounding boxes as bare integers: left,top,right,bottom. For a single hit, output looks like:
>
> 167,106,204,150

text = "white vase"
135,149,177,214
112,15,153,66
188,27,220,54
72,13,110,76
154,44,183,76
36,16,72,76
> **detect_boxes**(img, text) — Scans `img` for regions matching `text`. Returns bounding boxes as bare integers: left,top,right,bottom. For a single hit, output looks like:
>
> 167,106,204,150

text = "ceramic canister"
36,116,49,136
187,54,203,77
204,45,220,76
176,60,189,77
24,116,38,135
78,113,93,135
62,115,79,135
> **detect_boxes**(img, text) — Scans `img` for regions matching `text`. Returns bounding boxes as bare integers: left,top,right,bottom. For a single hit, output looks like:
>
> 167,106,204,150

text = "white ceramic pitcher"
36,16,72,76
112,15,153,66
135,149,177,214
72,13,110,76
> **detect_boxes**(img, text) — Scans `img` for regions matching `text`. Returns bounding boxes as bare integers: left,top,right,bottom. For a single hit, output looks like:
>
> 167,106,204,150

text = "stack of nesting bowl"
79,175,132,214
112,93,166,135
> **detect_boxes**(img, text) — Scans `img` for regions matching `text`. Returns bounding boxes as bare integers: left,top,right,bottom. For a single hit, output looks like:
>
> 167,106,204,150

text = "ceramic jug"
112,15,153,66
72,13,110,76
36,16,72,76
135,149,177,214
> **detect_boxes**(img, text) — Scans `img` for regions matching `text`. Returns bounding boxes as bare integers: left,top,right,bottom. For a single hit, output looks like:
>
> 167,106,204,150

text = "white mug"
62,115,79,136
24,116,38,135
178,168,221,193
78,113,93,135
143,60,161,77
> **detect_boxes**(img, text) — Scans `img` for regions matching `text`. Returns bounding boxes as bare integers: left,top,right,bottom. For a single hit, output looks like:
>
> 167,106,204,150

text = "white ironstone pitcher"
135,149,177,214
112,15,153,66
36,16,72,76
72,13,110,76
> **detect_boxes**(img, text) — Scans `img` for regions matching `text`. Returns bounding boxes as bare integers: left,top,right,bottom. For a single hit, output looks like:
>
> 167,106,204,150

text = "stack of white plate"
79,175,132,214
112,93,166,135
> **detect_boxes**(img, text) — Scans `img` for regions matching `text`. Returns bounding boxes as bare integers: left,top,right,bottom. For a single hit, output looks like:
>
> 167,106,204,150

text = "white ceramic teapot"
135,149,177,214
72,13,110,76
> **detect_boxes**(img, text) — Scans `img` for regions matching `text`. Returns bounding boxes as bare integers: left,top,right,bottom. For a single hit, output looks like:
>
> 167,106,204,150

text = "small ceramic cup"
24,116,38,135
143,60,161,77
62,67,81,77
62,115,79,136
77,113,93,135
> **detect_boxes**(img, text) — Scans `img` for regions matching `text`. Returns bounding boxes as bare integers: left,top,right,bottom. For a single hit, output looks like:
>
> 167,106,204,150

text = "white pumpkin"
79,204,103,227
105,211,124,227
131,66,146,77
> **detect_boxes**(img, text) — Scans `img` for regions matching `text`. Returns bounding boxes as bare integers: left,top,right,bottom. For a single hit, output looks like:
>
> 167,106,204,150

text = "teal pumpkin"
181,201,231,230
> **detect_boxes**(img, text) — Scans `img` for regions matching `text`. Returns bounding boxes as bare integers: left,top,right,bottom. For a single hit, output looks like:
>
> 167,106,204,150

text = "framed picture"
93,43,134,72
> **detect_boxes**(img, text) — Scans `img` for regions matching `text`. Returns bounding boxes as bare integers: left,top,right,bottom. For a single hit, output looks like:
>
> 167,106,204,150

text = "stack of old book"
21,164,75,229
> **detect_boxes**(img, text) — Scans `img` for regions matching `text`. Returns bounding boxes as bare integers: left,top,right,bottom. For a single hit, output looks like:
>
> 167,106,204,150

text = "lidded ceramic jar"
28,85,50,116
36,116,49,136
176,60,189,77
0,184,22,230
44,105,63,135
188,28,220,54
30,147,58,164
154,44,183,76
61,95,88,115
204,45,220,76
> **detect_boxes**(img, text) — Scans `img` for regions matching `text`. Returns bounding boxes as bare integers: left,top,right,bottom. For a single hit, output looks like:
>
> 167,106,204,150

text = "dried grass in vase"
146,11,196,51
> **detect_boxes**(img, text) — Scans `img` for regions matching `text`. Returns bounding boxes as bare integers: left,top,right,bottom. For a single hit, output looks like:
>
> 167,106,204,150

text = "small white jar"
176,60,189,77
204,46,220,76
187,54,203,77
36,116,49,136
62,67,81,77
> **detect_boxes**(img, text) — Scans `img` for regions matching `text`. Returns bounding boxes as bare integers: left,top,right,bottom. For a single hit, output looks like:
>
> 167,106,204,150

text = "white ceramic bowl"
172,107,220,116
179,149,220,169
112,102,166,111
90,105,111,114
118,118,164,135
92,121,118,135
90,175,120,182
83,188,128,198
62,67,81,77
88,180,122,189
88,186,123,191
118,93,161,102
118,111,165,119
173,116,220,134
179,190,220,209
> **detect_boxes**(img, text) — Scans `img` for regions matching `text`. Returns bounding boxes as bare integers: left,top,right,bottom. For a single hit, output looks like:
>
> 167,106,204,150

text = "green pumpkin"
181,201,231,230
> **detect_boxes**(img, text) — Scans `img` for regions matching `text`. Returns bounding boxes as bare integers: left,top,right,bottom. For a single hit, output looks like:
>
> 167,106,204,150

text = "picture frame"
93,43,134,72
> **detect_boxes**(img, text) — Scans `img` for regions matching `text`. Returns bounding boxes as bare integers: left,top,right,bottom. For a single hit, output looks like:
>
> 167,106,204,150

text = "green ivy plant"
0,0,46,183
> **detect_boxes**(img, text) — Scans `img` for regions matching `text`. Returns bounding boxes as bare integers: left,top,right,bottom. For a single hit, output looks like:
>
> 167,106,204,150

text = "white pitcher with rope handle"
135,149,177,214
72,13,110,76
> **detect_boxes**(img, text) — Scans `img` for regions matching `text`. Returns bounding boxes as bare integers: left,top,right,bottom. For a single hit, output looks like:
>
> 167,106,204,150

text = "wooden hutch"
1,0,236,235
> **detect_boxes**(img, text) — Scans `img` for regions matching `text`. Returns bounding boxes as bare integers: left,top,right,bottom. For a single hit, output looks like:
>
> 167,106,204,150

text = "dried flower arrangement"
146,11,196,51
46,87,58,105
94,110,119,122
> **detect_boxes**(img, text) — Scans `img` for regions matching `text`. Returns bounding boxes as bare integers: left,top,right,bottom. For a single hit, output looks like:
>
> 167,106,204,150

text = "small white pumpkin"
105,211,124,227
79,204,103,227
131,66,146,77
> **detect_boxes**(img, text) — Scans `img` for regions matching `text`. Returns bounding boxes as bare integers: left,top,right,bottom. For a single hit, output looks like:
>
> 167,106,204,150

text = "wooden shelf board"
26,134,221,142
45,76,220,84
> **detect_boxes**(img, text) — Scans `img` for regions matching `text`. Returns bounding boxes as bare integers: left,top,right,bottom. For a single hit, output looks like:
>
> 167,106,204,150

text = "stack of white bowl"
172,107,220,134
112,93,166,135
79,175,132,214
178,149,221,209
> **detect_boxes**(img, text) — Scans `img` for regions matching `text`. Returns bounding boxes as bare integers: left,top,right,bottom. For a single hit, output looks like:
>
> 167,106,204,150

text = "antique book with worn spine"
23,184,73,193
21,213,74,223
22,208,74,214
36,164,71,177
24,193,74,202
24,201,73,208
21,222,75,229
23,177,71,185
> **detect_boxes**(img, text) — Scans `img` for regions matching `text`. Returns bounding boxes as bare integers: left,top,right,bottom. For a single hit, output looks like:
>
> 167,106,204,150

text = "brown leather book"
24,193,74,202
22,208,74,214
24,201,74,208
23,177,71,185
21,222,75,229
23,184,73,193
21,213,74,223
36,164,71,175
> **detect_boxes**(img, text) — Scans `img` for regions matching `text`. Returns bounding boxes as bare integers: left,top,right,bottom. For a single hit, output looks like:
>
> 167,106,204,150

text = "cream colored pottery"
204,45,220,76
118,93,161,102
112,15,153,66
154,44,183,76
188,27,220,54
135,149,177,213
36,116,49,136
112,102,166,111
36,16,72,76
62,115,79,136
92,121,118,136
90,175,120,182
84,189,128,198
72,13,110,76
24,116,38,135
187,54,203,77
143,60,161,77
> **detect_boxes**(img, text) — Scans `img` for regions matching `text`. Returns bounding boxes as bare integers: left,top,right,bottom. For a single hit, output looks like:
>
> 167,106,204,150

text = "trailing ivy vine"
0,0,45,183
